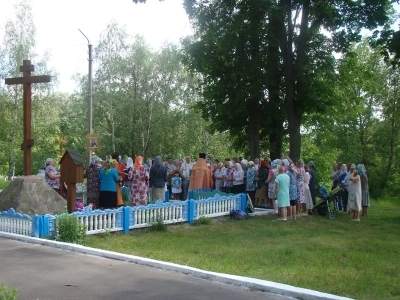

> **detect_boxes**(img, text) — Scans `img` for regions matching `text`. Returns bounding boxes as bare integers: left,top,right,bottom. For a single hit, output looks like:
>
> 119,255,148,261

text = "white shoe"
301,212,308,217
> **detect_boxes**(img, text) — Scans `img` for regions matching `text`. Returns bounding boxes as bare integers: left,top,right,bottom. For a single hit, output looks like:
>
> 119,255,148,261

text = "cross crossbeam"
5,60,51,176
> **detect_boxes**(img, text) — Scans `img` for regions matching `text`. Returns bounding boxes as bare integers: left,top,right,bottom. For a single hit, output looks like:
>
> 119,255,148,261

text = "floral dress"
223,167,234,188
86,165,101,193
287,170,298,201
246,166,257,191
45,166,60,190
128,166,149,206
268,168,278,199
296,167,306,203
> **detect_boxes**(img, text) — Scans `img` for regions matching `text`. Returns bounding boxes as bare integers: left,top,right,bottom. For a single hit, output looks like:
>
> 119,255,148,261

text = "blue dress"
287,171,298,200
275,173,290,208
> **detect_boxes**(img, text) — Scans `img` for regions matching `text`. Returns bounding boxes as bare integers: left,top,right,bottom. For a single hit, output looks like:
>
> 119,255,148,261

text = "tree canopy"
181,0,396,160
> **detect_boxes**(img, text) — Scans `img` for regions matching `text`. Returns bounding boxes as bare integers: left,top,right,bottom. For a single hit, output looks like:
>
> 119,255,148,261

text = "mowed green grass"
85,200,400,300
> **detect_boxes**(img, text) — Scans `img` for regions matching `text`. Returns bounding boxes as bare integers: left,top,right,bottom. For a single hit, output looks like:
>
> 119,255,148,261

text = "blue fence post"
240,193,247,212
122,206,130,234
32,215,41,238
164,190,169,202
188,190,193,200
188,199,195,224
42,215,50,238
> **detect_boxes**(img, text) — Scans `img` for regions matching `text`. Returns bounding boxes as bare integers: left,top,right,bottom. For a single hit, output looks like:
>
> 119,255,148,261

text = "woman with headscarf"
144,158,152,172
246,161,257,205
275,165,290,221
342,163,354,213
149,156,168,202
232,162,245,194
266,159,281,213
128,156,149,206
45,158,61,193
338,164,348,212
86,155,102,208
255,160,269,208
124,157,134,188
213,162,224,191
358,164,370,217
222,161,235,194
99,159,120,209
287,163,299,219
348,166,362,221
282,158,290,173
304,164,313,214
296,159,306,217
111,152,124,207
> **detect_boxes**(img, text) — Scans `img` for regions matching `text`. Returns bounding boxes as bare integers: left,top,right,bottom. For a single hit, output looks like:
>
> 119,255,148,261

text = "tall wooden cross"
5,60,51,176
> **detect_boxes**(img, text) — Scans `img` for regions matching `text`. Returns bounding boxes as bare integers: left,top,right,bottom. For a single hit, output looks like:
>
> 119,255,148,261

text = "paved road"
0,238,290,300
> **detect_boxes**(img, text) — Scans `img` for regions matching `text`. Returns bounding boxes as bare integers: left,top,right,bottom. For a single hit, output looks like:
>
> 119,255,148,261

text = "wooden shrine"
59,149,84,213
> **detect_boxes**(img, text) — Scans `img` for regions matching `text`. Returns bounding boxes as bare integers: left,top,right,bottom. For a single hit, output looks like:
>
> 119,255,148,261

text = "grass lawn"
85,200,400,300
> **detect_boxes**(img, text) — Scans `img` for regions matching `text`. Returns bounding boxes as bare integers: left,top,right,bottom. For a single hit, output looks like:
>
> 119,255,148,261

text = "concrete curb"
0,232,352,300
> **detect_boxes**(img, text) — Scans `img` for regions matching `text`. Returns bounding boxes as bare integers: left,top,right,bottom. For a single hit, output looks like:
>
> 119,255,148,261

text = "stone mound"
0,176,67,215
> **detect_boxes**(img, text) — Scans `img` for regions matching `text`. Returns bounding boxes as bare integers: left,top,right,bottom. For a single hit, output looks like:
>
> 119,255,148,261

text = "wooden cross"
5,60,51,176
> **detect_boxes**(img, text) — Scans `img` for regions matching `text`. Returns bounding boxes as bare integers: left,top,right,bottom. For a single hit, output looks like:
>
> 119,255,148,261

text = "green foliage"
182,0,395,159
0,180,10,190
0,284,18,300
0,0,60,177
193,216,211,226
148,216,168,232
54,213,86,244
87,23,236,160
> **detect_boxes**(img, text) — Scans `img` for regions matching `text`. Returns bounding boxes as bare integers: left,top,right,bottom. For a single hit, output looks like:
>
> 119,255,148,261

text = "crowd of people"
43,153,370,221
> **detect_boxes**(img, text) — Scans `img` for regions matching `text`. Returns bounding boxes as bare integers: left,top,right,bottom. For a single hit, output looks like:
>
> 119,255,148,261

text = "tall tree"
182,0,281,160
277,0,394,160
0,0,58,176
0,0,36,178
181,0,394,160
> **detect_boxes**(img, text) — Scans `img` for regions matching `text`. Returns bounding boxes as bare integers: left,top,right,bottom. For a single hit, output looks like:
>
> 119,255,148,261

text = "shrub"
193,216,212,225
54,213,86,244
0,284,18,300
148,216,167,232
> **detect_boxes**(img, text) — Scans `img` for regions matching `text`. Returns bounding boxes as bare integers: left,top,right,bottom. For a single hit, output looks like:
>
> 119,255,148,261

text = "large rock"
0,176,67,215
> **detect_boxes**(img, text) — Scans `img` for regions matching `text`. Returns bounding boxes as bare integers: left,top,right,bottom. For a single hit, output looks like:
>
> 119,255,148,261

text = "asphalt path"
0,238,291,300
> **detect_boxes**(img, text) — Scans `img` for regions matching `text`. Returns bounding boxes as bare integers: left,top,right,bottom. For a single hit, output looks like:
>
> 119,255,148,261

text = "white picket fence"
0,193,245,237
194,196,238,219
0,208,32,236
129,200,189,229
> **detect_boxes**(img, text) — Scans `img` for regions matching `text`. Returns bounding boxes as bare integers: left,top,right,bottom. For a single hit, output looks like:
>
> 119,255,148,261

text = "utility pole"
79,29,93,164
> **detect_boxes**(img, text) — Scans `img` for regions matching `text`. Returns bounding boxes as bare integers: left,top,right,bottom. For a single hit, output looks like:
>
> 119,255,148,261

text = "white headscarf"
45,158,53,168
339,164,347,175
126,157,133,169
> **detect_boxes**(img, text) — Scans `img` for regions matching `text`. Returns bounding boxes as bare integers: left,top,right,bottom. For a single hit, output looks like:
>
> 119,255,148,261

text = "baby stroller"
312,186,341,219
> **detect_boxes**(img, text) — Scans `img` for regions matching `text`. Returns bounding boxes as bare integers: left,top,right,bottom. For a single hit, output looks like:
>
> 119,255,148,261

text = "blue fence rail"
0,193,247,239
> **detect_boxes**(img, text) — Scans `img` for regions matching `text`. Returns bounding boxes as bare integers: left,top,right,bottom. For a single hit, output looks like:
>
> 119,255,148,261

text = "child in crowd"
171,171,182,200
318,186,329,203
